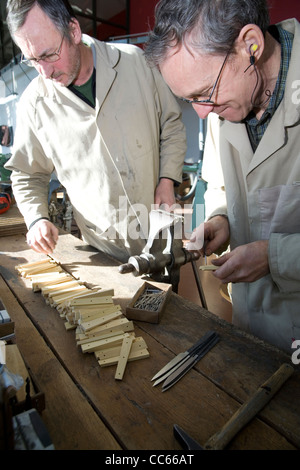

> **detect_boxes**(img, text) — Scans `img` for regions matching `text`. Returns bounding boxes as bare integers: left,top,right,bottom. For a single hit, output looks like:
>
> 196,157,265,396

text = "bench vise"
119,210,200,294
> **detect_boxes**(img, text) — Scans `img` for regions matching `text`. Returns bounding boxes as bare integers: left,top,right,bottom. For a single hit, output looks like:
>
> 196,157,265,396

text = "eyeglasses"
21,34,64,67
181,51,230,105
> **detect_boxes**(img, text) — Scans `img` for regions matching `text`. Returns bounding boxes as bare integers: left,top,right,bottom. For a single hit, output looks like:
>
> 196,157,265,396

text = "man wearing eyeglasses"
145,0,300,354
5,0,186,263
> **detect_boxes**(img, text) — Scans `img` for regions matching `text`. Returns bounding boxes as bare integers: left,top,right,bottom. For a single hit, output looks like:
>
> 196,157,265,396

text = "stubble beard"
56,48,81,87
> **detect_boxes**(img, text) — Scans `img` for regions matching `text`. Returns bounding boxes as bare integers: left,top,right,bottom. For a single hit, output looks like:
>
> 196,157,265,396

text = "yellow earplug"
251,44,258,52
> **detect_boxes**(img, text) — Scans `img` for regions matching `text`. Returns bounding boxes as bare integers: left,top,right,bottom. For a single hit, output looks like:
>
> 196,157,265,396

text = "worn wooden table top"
0,232,299,451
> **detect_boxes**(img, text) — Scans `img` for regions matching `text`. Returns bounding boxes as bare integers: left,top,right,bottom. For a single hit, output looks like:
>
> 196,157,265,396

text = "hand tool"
174,362,294,450
119,209,202,299
173,424,203,450
151,332,219,391
161,333,220,391
151,331,218,385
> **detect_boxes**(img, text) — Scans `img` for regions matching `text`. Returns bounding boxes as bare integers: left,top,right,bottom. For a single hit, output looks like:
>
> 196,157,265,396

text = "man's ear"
69,18,82,45
236,24,265,63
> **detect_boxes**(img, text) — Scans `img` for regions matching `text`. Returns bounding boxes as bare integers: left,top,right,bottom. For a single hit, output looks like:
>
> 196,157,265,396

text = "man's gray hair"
145,0,270,66
6,0,76,41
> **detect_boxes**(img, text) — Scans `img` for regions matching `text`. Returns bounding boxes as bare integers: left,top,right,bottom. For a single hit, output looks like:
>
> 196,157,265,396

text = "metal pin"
203,241,207,265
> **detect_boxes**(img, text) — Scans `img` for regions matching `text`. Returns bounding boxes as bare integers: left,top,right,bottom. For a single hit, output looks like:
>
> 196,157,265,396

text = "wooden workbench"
0,232,299,451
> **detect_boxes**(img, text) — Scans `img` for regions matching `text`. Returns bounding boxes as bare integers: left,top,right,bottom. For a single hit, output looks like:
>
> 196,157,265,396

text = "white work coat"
6,37,186,262
202,19,300,353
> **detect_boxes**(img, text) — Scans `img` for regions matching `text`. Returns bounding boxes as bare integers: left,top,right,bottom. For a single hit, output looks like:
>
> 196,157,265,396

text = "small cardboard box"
126,281,172,324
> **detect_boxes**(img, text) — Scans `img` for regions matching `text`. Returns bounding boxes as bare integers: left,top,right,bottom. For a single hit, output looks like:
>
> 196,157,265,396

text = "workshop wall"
268,0,300,22
128,0,300,31
94,10,128,41
129,0,158,35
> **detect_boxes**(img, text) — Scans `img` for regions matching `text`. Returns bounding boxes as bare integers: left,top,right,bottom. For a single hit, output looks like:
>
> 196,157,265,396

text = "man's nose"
35,61,54,79
192,103,214,119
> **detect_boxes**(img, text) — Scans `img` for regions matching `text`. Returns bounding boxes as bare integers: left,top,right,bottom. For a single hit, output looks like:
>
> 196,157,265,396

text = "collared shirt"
246,25,294,151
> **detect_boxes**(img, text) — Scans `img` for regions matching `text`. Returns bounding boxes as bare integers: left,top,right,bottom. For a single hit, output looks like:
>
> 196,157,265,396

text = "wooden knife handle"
204,363,294,450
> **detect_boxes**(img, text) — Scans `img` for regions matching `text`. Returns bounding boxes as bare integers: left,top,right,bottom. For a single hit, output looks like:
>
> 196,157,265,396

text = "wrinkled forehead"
14,5,59,55
14,4,58,43
159,43,214,98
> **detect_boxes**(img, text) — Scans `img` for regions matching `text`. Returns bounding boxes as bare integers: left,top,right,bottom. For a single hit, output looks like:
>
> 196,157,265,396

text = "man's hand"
212,240,270,283
26,219,59,254
186,215,230,254
154,178,176,211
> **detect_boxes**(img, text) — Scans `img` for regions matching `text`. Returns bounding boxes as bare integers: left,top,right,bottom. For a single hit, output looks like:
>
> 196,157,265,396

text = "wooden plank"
77,329,126,345
31,273,74,291
0,273,121,450
79,310,123,332
16,258,61,277
77,319,134,342
41,280,82,295
75,310,113,323
75,304,121,316
70,289,115,303
81,333,131,353
115,336,133,380
70,296,114,306
96,336,149,368
21,266,63,277
47,287,89,306
199,265,218,271
16,258,54,269
96,336,148,360
98,348,150,367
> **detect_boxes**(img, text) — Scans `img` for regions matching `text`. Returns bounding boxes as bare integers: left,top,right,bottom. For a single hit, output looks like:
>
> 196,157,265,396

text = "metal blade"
153,333,218,386
151,331,217,382
151,351,188,382
153,354,191,387
162,334,220,392
173,424,203,450
162,355,197,391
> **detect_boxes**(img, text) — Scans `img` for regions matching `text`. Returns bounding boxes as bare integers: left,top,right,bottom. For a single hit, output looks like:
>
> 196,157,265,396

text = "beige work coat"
202,19,300,353
6,37,186,262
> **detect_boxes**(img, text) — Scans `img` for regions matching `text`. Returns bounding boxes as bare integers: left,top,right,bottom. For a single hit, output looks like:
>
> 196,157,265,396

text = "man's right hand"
26,219,59,254
185,215,230,256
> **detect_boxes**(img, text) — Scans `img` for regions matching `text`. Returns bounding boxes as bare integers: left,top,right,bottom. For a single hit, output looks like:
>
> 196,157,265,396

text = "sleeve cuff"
28,217,50,230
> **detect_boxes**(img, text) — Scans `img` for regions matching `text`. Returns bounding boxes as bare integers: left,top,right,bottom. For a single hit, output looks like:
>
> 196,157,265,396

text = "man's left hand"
212,240,270,283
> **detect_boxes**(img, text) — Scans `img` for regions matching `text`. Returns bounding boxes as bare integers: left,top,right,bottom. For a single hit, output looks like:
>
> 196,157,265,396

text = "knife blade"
162,334,220,392
151,331,218,383
152,331,219,387
153,353,192,387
